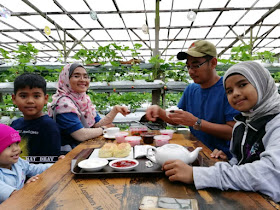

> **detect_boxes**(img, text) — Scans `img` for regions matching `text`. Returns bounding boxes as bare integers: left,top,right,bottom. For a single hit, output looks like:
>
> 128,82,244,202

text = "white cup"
103,127,120,137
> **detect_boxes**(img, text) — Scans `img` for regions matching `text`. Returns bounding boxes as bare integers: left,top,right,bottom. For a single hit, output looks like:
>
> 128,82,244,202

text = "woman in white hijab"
162,61,280,202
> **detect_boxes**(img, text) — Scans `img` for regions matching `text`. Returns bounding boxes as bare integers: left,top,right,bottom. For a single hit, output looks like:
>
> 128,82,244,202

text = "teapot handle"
146,147,157,163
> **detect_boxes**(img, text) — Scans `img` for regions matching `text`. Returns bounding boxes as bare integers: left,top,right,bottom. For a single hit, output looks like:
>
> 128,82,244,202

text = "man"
146,40,239,158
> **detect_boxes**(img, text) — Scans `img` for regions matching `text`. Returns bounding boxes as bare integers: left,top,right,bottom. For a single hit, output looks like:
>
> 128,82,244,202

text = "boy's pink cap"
0,124,21,153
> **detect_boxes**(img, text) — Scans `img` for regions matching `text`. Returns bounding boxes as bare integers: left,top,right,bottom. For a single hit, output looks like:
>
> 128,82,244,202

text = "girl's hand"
114,105,130,116
10,190,18,197
58,155,65,160
210,149,228,161
162,160,194,183
26,174,39,183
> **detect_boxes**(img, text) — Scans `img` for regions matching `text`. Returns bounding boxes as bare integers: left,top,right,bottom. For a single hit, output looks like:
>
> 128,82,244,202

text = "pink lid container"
115,132,129,143
154,135,171,146
159,129,175,139
129,125,148,136
125,136,141,147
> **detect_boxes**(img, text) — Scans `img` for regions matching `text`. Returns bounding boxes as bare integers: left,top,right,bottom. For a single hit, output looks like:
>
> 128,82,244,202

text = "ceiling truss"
0,0,279,63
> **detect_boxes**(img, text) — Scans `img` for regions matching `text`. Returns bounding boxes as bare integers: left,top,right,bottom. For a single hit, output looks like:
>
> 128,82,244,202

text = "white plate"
109,159,139,171
88,147,134,160
104,134,116,139
78,158,108,172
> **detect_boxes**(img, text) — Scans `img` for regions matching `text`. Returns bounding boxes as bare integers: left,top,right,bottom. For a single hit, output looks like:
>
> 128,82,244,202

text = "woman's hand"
162,160,194,183
113,105,130,116
26,174,39,184
210,149,228,161
104,123,115,128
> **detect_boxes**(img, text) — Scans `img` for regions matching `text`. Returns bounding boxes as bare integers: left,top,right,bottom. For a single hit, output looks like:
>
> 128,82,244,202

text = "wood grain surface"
1,131,279,210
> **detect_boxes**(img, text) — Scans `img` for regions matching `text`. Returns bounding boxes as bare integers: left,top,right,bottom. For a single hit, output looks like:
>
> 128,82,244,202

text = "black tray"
71,148,164,176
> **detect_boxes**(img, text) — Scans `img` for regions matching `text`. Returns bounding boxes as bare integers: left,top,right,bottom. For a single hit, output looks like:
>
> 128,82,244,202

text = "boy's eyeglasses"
185,58,213,71
71,74,91,80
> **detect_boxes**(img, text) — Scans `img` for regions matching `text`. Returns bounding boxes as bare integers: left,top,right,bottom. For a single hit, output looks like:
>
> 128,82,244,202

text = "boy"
0,124,52,203
10,73,61,163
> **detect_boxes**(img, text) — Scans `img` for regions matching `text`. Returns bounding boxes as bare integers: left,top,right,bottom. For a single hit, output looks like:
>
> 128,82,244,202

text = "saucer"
104,134,116,139
78,158,108,172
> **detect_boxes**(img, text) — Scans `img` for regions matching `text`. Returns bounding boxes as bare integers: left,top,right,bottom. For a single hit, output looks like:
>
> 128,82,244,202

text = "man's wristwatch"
193,118,202,130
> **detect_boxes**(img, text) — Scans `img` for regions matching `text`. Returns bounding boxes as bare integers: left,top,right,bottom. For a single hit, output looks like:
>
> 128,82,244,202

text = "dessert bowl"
78,158,108,172
109,159,139,172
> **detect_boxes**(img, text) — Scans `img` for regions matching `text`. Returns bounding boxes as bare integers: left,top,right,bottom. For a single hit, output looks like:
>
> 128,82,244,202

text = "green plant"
149,55,165,80
165,92,183,107
229,44,277,64
14,43,39,64
130,43,142,58
0,94,20,118
0,48,10,59
256,51,276,63
87,91,151,111
72,49,92,65
0,43,41,81
165,61,188,82
73,43,129,66
271,72,280,83
230,44,255,61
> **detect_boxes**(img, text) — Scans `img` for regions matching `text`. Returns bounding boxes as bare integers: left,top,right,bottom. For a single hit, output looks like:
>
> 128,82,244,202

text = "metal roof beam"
112,0,135,57
204,0,231,39
1,24,278,33
2,36,280,45
11,7,275,16
218,1,280,57
252,22,280,51
21,0,87,50
181,0,202,50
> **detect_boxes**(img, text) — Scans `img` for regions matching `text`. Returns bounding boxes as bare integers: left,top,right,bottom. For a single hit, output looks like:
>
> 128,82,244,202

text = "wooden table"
1,131,279,210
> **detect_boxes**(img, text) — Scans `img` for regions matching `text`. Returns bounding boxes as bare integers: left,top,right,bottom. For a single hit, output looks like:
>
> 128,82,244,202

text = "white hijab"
223,61,280,122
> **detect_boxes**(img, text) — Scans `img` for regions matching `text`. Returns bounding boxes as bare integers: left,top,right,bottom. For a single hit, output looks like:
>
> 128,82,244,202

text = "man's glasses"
185,58,213,71
71,74,90,80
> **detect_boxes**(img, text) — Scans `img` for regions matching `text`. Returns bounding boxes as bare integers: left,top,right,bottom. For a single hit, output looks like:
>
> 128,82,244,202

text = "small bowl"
125,136,141,147
109,159,139,172
78,158,108,172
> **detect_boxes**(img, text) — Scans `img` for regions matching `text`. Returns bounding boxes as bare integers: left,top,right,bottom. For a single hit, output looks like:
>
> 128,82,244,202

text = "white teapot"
146,144,202,166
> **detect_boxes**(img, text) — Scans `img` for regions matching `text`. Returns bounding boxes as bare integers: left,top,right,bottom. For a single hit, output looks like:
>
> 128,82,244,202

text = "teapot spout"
188,147,202,164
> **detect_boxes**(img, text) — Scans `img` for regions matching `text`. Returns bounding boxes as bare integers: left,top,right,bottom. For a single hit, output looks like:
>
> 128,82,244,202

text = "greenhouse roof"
0,0,280,63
